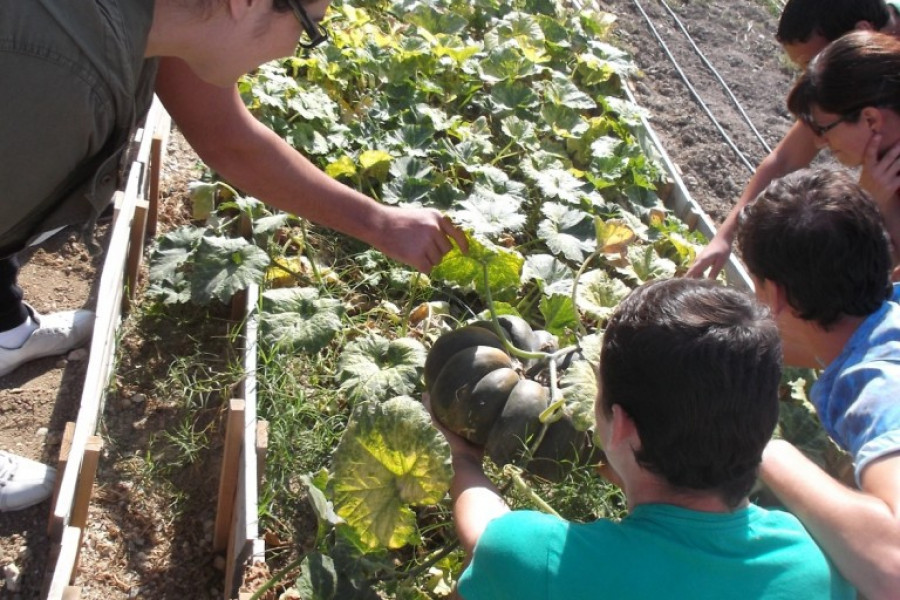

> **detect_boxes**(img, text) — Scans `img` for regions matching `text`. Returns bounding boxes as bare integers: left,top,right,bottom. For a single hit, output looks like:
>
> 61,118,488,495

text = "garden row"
42,1,837,598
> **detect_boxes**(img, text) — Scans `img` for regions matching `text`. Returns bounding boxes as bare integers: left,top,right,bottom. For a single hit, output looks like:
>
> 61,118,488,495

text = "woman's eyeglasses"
286,0,329,49
802,110,861,137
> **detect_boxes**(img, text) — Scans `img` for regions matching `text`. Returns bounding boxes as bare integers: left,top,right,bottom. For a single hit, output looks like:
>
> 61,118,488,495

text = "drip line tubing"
630,0,757,173
656,0,773,154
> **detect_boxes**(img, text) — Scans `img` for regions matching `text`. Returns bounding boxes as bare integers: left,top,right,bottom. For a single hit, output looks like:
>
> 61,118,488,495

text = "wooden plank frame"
45,97,170,596
46,527,83,599
223,283,266,600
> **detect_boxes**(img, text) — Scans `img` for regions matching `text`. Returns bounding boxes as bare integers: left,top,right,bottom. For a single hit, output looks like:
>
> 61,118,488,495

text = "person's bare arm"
760,440,900,599
423,395,508,557
686,122,819,278
449,447,510,557
154,57,467,272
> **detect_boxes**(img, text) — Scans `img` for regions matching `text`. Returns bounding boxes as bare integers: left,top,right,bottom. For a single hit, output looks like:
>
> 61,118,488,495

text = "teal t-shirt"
458,505,854,600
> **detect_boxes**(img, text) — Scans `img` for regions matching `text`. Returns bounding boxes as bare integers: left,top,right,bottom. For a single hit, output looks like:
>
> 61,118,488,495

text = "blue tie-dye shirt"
812,287,900,484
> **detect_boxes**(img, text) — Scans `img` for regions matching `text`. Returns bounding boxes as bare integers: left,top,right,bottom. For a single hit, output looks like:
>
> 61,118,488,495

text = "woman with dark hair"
787,30,900,268
687,3,900,280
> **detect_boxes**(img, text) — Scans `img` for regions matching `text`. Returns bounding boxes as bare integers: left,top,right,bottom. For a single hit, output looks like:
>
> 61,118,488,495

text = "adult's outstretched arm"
154,57,467,273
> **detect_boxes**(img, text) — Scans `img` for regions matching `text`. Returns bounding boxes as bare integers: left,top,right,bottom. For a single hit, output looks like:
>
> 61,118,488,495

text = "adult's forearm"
760,441,900,599
196,119,388,244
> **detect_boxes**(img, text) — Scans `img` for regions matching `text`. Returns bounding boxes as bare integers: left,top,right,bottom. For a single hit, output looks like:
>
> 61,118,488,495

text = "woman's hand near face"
860,133,900,265
860,133,900,206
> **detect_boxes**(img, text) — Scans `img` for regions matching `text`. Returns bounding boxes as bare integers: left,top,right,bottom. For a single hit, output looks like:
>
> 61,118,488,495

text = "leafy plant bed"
130,1,853,598
0,1,849,599
137,0,736,596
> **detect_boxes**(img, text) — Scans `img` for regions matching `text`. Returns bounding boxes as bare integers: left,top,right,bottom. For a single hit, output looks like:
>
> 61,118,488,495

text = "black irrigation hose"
656,0,774,155
629,0,758,173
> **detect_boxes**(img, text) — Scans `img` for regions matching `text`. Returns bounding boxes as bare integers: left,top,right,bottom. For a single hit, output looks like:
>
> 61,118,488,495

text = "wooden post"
124,199,150,308
49,422,77,528
147,108,171,237
70,437,103,531
70,437,103,579
214,399,246,552
230,289,248,324
255,420,268,488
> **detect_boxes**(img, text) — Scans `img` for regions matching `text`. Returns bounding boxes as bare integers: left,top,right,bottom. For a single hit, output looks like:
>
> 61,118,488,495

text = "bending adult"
686,0,900,278
785,30,900,265
0,0,466,511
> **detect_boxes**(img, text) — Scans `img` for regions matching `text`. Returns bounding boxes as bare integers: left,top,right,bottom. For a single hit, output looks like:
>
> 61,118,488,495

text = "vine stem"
372,537,461,584
480,264,546,361
570,249,601,339
399,272,425,337
504,465,561,518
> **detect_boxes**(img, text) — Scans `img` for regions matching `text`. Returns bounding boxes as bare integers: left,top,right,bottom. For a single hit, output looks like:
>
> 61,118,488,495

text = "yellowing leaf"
594,217,636,254
325,155,357,179
359,149,393,170
330,397,452,550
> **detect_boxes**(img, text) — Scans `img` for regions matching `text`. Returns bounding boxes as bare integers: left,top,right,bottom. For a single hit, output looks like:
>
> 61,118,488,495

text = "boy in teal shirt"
430,278,853,600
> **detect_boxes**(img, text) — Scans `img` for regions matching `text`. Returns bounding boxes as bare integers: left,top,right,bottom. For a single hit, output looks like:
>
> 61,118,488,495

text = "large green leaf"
532,168,587,204
537,202,596,263
337,335,427,403
616,244,676,285
559,333,603,432
260,287,345,353
430,230,524,300
478,45,540,83
453,187,526,237
522,253,574,295
490,82,539,115
149,226,204,284
542,72,596,110
539,293,579,339
288,552,380,600
190,236,271,304
330,397,452,549
575,269,632,322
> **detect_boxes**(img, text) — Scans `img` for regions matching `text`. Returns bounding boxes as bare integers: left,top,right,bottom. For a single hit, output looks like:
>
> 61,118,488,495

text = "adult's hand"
371,207,468,274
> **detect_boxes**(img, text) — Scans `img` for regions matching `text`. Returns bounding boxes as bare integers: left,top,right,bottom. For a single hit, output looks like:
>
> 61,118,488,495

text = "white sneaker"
0,304,94,377
0,451,56,511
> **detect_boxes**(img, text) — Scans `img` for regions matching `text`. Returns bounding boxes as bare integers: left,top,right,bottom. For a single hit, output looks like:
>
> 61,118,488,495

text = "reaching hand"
685,234,733,279
860,133,900,208
372,207,468,274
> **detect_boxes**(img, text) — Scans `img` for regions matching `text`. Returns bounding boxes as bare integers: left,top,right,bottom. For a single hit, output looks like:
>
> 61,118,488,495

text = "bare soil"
0,1,804,598
598,0,797,223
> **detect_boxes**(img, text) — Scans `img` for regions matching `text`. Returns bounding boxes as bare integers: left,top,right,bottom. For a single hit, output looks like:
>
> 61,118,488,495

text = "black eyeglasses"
802,110,860,137
286,0,329,49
